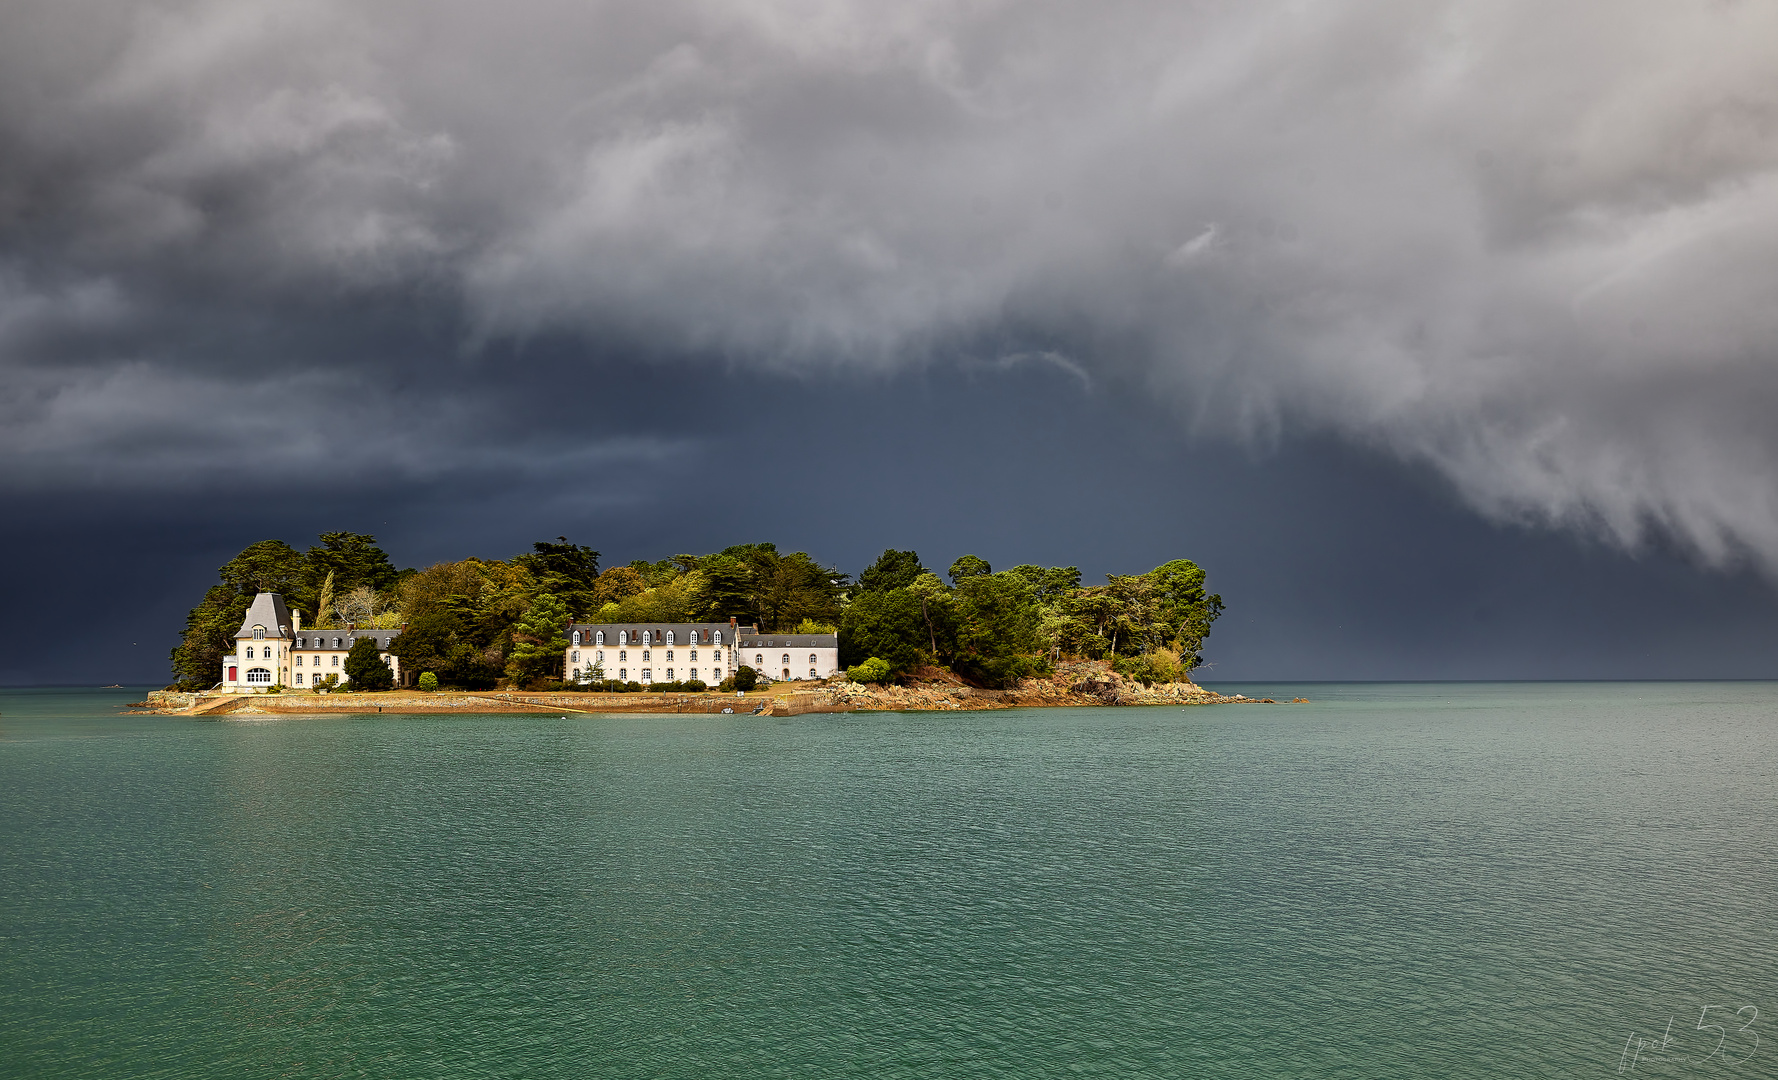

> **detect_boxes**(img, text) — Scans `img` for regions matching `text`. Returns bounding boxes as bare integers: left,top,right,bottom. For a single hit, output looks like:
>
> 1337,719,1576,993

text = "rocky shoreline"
138,661,1290,717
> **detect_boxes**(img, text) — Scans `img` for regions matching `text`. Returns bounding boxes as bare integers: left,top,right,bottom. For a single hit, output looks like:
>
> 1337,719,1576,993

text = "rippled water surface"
3,683,1775,1078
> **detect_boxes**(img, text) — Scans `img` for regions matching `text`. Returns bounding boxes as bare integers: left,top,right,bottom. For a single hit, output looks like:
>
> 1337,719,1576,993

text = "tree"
732,665,758,692
505,593,569,687
1147,559,1223,668
417,672,439,692
314,571,338,628
950,571,1047,687
838,588,928,674
168,540,306,689
303,532,399,607
858,549,926,594
948,554,992,584
344,636,394,691
515,537,601,616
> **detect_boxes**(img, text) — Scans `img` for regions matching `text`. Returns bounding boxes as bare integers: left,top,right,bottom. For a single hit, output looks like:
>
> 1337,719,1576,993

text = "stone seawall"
140,661,1280,717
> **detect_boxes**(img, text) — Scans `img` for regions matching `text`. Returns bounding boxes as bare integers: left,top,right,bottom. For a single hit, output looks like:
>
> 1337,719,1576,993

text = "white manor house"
566,617,839,685
220,592,402,691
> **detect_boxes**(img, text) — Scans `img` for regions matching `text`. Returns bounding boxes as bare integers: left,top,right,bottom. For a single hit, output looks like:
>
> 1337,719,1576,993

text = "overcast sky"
4,0,1778,684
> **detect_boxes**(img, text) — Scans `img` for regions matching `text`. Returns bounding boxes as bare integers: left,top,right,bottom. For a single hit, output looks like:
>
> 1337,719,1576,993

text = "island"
150,535,1243,714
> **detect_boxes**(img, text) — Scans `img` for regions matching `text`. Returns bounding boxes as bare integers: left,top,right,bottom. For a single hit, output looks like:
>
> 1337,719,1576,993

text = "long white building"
565,617,840,685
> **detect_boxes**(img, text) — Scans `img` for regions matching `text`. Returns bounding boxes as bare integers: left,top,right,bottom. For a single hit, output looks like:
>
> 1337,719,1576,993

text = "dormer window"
714,631,722,645
572,631,581,646
619,631,628,645
666,631,675,645
252,626,265,640
595,631,604,645
642,631,652,646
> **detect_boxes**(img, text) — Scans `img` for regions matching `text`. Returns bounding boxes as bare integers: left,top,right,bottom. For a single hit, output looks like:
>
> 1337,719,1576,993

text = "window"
296,673,304,685
619,668,627,680
714,631,722,645
755,654,763,666
246,668,272,684
782,654,790,666
572,631,581,646
245,647,254,659
596,651,604,663
809,669,817,678
642,631,651,645
619,631,627,645
596,631,604,645
690,649,698,661
333,637,341,648
666,631,675,645
666,650,674,661
643,650,651,662
571,668,579,681
642,669,652,683
620,650,627,661
295,656,303,667
689,669,697,680
571,651,580,663
332,656,340,667
253,626,265,640
809,654,817,665
666,668,674,680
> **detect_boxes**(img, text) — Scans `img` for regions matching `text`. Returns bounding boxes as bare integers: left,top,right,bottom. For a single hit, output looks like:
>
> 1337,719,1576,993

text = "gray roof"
569,622,757,643
739,634,838,648
235,593,293,639
294,628,401,650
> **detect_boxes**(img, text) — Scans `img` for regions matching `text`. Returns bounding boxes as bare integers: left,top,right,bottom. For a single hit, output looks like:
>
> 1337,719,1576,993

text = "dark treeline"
170,536,1221,691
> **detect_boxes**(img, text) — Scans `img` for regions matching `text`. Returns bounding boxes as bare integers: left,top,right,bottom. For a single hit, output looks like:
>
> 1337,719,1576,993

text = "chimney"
292,610,302,634
729,616,737,629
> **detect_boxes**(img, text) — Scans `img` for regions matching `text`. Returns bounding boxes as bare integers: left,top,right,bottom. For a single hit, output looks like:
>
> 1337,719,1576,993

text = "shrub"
1112,650,1189,687
344,637,395,691
626,681,642,693
846,656,894,684
718,677,735,692
417,672,438,692
732,666,758,692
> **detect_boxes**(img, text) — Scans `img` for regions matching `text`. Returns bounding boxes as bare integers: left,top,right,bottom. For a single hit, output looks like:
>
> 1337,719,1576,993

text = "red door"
228,666,237,681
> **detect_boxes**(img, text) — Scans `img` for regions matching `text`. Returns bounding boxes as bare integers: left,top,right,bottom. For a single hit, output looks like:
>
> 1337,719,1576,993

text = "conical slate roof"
234,593,293,639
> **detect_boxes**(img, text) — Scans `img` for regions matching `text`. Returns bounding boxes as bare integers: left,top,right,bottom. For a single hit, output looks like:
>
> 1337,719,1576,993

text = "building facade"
563,619,841,685
220,592,402,691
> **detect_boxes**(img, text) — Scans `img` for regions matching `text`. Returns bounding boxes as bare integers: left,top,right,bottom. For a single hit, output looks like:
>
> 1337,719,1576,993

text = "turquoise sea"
2,683,1774,1078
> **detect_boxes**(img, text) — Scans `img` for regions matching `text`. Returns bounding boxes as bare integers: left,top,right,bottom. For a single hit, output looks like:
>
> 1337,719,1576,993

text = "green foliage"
645,680,709,693
316,673,340,692
515,537,601,617
1111,649,1192,686
838,588,930,674
344,636,395,691
389,607,502,690
303,532,399,609
791,618,838,634
948,554,992,584
950,571,1047,687
858,549,926,594
846,657,894,684
417,671,438,692
505,593,569,687
732,666,759,692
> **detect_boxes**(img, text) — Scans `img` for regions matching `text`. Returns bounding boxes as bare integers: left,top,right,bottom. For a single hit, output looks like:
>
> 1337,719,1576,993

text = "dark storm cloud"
5,2,1778,570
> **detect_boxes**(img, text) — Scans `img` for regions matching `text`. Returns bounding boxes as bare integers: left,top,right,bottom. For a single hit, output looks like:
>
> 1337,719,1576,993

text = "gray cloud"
5,1,1778,569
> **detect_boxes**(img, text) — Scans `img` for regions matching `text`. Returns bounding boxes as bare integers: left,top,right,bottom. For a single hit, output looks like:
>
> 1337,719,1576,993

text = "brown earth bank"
139,661,1291,718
